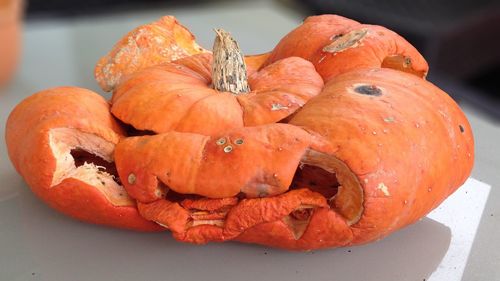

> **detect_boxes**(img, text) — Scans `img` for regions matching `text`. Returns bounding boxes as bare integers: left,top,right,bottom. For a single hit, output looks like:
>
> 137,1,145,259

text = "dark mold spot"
404,57,412,67
354,85,382,96
459,124,465,133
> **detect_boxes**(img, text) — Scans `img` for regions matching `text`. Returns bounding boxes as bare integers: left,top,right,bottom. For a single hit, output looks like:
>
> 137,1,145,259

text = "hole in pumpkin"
290,164,339,199
70,149,120,184
297,149,364,225
49,128,133,206
282,206,315,240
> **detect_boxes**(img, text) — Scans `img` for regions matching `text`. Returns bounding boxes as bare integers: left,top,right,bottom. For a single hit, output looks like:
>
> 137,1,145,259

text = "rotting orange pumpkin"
94,16,207,92
105,29,323,135
262,14,429,82
5,15,474,250
5,87,162,231
117,68,473,250
94,16,270,93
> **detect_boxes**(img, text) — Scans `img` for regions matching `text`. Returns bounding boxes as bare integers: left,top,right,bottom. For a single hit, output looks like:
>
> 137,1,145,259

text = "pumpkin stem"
211,28,250,95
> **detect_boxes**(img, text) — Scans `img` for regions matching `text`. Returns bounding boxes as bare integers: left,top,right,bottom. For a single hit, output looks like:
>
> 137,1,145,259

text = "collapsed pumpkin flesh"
5,15,474,250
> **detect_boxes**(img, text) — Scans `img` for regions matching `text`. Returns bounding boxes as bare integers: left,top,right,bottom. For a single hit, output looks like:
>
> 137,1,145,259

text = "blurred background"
0,0,499,280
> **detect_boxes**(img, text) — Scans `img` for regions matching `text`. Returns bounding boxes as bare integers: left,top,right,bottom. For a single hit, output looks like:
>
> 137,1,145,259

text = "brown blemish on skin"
216,137,226,145
323,28,368,53
128,173,136,184
223,145,233,153
404,57,412,67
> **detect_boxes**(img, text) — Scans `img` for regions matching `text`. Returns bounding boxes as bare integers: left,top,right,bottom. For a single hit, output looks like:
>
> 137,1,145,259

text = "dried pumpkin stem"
211,28,250,95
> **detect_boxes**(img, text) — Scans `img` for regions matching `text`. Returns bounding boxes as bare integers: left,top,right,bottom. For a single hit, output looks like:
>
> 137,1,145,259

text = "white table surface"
1,1,499,280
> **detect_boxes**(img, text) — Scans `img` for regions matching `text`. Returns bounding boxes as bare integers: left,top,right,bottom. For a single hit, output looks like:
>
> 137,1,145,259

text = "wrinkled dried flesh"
138,150,363,243
139,188,327,243
49,128,133,206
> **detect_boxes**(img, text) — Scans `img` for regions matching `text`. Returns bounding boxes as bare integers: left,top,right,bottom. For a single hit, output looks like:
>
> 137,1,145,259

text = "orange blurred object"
0,0,22,87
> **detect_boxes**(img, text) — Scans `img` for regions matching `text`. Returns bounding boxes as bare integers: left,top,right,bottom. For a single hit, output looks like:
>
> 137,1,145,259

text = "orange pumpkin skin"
115,68,473,250
0,0,22,86
110,54,323,135
263,15,429,82
94,15,270,93
286,68,474,246
5,87,162,231
5,15,475,251
95,16,207,92
115,124,314,200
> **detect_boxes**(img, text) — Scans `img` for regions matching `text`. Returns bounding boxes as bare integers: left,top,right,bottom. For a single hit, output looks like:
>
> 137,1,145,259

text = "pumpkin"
115,68,473,249
5,87,162,231
100,25,323,135
94,16,207,92
5,15,474,250
0,0,22,86
262,15,429,82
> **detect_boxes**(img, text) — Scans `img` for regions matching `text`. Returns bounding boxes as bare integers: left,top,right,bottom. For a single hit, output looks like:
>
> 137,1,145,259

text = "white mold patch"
271,103,289,111
377,182,390,196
